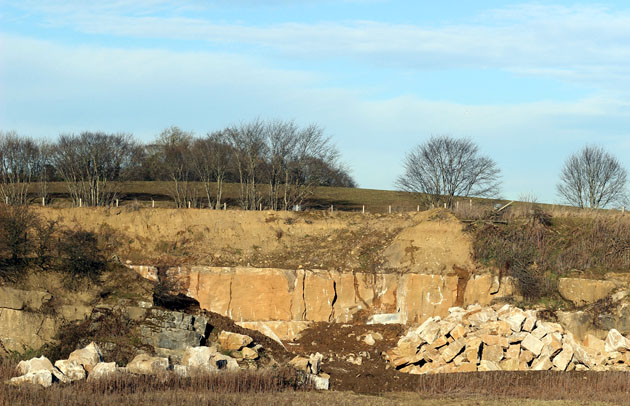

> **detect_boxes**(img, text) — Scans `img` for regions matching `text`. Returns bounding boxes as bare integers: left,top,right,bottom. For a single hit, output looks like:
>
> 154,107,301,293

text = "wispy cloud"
6,2,630,92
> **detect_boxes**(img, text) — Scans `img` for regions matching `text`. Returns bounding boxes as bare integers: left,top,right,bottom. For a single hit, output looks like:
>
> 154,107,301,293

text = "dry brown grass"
0,359,309,406
1,357,625,406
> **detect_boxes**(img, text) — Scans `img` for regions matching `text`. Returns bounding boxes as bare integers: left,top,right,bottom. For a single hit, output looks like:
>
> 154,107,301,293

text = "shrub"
0,204,40,264
471,214,630,302
56,229,107,283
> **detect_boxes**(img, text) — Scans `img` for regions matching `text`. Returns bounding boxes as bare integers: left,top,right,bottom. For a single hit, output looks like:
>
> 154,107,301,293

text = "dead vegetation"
470,207,630,302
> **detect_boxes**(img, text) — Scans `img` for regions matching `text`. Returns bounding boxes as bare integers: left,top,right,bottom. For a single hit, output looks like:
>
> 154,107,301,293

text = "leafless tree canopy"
396,136,501,208
0,123,354,208
225,120,345,210
153,127,196,208
50,132,139,206
191,131,231,209
0,131,40,205
557,145,628,209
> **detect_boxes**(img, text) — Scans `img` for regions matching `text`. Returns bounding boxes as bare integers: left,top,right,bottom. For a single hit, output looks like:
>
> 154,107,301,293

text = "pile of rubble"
386,304,630,374
7,330,294,388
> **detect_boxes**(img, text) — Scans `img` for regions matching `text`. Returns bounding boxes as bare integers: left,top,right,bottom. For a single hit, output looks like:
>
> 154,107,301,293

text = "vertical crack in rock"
34,315,47,340
301,271,307,321
352,271,370,310
454,265,470,307
227,273,234,320
194,269,201,299
328,279,338,323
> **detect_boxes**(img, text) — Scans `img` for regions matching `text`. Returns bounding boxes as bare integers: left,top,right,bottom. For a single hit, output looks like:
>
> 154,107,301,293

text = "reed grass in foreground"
1,358,628,406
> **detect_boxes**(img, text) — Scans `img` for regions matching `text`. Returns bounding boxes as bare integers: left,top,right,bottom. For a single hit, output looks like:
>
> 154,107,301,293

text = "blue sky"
2,0,630,204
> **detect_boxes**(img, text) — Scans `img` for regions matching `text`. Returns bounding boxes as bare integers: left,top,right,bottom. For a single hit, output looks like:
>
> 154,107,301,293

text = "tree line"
0,120,355,209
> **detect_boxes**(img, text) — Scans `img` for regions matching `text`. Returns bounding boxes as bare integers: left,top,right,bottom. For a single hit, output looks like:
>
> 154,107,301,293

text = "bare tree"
50,132,139,206
0,131,40,205
155,127,196,208
191,131,231,209
225,120,268,210
280,123,342,210
396,136,501,208
557,145,628,209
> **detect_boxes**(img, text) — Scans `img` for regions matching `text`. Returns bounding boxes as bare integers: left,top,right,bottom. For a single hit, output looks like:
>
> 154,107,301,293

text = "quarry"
2,206,630,402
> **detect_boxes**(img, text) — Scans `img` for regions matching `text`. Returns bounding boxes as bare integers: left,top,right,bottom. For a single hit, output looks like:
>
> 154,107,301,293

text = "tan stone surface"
17,356,53,375
219,331,253,351
481,344,504,363
68,342,103,373
403,273,458,324
558,278,616,306
127,354,169,375
0,309,57,353
441,339,465,362
0,287,51,311
521,334,544,356
583,334,606,353
382,215,474,274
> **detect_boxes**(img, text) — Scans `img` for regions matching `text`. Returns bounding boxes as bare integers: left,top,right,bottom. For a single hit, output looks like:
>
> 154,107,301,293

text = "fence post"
116,199,119,207
362,205,365,214
260,203,262,211
444,203,447,208
388,205,392,214
79,198,82,208
456,201,459,210
188,201,191,209
330,205,333,213
470,199,472,208
152,199,155,208
224,202,226,210
42,197,45,207
417,205,420,212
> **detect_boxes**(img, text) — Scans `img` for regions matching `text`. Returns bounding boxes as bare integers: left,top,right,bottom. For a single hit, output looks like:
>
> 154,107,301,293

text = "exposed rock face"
558,278,617,306
0,308,57,353
0,287,52,311
144,266,515,340
139,308,208,359
386,304,630,375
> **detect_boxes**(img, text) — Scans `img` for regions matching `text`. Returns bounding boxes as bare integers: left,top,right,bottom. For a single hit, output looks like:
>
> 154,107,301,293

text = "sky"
1,0,630,204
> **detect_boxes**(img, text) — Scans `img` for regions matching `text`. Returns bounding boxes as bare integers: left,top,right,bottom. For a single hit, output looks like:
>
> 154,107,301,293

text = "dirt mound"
38,207,473,275
288,322,406,392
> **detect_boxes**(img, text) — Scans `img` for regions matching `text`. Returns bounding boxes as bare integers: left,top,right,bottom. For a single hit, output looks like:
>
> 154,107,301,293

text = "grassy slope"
37,181,510,213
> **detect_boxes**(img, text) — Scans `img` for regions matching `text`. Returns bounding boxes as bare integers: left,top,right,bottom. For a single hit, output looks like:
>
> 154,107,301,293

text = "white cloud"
6,1,630,92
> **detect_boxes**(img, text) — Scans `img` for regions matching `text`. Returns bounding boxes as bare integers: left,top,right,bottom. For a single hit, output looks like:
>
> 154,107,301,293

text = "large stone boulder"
9,369,53,388
54,359,86,381
126,354,169,375
17,355,54,375
181,346,219,371
558,278,616,306
218,331,253,351
88,362,120,380
68,342,103,372
605,329,630,353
